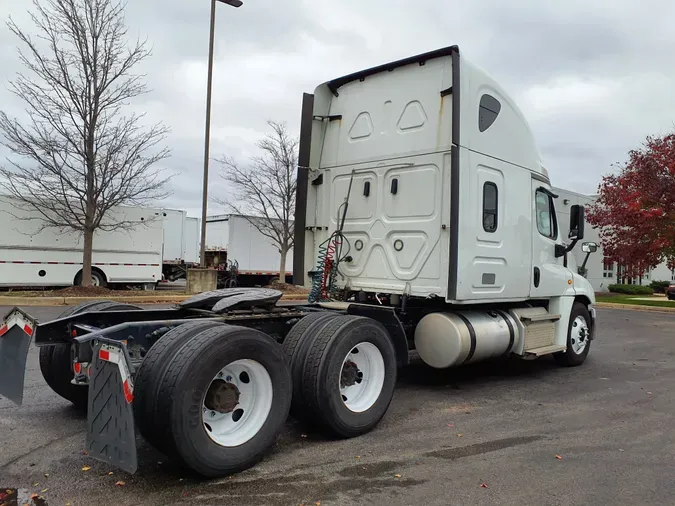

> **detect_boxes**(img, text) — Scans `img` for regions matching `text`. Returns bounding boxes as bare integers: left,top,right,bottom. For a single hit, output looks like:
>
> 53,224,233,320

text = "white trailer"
0,196,163,288
160,209,200,281
205,214,293,285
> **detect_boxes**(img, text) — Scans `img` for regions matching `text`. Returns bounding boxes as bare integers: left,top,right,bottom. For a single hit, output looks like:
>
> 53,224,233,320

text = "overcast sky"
1,0,674,217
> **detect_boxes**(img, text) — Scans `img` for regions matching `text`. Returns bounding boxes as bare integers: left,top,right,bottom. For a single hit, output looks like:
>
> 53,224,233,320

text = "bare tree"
215,120,297,280
0,0,170,286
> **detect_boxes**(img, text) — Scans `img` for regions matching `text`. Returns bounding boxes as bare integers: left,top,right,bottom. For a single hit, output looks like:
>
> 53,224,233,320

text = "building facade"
553,187,674,292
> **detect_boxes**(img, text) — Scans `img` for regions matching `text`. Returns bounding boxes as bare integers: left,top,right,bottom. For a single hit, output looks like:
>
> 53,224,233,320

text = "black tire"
75,269,107,288
281,312,340,421
155,326,292,477
668,294,675,301
554,302,592,367
301,315,397,438
39,301,141,409
133,321,226,453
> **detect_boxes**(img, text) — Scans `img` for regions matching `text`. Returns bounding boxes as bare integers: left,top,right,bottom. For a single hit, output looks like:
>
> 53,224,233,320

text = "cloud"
1,0,674,213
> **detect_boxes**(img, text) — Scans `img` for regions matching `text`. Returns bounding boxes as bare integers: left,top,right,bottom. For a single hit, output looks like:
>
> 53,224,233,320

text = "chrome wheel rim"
570,316,589,354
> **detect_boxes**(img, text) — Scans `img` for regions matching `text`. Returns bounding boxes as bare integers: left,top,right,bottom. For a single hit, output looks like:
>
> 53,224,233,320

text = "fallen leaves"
115,481,126,487
480,483,488,488
315,502,321,506
457,434,463,438
108,472,114,476
41,488,48,493
394,474,402,479
30,493,39,499
81,465,91,472
555,455,563,460
447,423,454,428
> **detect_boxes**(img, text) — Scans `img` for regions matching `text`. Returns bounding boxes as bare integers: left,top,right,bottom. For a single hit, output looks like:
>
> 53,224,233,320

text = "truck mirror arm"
554,238,579,259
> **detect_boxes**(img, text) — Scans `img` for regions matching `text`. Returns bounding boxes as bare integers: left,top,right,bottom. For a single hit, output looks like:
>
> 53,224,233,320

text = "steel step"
524,344,567,357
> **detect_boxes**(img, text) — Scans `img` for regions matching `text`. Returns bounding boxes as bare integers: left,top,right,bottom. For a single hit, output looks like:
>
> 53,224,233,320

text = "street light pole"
200,0,242,268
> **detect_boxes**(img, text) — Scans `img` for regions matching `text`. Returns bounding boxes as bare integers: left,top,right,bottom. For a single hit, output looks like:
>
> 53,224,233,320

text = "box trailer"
205,214,293,286
161,209,200,281
0,196,163,288
0,46,598,479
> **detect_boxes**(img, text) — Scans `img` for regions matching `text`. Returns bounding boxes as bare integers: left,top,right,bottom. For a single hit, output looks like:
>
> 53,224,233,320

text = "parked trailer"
205,214,293,286
0,46,598,478
161,209,200,282
0,196,163,288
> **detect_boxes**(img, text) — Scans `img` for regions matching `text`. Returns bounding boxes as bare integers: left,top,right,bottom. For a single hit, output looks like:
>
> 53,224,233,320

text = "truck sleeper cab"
294,44,596,368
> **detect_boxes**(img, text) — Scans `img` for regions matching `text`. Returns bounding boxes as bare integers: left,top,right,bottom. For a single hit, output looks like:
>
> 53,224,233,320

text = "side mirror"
581,242,597,253
569,205,585,241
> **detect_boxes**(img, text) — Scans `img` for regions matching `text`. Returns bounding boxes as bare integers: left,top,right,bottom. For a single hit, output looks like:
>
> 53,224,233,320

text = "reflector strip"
0,261,160,266
123,380,133,403
0,311,35,338
74,362,82,374
97,344,134,404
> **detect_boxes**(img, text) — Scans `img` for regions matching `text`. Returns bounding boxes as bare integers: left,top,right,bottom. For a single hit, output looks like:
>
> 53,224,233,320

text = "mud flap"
0,309,35,406
86,341,138,474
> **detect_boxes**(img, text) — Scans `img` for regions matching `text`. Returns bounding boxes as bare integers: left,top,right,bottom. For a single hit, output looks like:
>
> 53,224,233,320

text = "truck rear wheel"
281,311,339,421
39,301,142,409
133,321,226,453
155,325,291,477
554,302,592,367
300,315,397,438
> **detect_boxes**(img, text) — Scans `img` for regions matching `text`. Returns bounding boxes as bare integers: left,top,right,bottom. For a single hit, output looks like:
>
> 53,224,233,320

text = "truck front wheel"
554,302,592,367
301,315,397,438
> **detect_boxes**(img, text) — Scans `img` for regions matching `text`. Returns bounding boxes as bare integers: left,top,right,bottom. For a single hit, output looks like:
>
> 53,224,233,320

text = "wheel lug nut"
210,411,216,418
226,376,233,382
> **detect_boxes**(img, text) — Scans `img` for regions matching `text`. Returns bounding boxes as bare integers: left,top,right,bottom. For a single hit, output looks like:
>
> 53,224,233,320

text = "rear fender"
0,308,37,406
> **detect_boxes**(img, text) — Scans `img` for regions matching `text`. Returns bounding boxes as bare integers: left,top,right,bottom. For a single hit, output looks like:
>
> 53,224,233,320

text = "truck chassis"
0,287,594,477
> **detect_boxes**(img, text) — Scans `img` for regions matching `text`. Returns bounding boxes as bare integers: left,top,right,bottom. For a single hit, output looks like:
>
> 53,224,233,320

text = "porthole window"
479,94,501,132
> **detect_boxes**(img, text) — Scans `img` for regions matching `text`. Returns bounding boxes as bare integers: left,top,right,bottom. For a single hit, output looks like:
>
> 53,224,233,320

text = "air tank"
414,310,519,369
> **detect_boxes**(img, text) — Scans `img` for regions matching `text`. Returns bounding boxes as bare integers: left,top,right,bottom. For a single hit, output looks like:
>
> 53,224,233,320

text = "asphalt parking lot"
1,306,674,506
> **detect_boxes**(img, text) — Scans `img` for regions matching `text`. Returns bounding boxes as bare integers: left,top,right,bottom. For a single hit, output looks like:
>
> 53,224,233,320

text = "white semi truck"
0,46,597,478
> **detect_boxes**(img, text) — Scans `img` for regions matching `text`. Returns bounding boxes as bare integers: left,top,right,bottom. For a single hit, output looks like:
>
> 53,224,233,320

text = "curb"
0,294,310,307
595,302,675,313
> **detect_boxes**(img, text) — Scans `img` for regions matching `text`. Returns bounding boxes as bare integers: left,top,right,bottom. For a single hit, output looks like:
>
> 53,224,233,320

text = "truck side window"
482,182,498,232
479,94,501,132
535,190,557,239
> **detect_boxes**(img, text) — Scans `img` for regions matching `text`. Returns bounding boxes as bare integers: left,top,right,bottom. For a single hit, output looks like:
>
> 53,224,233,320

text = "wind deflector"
326,45,460,97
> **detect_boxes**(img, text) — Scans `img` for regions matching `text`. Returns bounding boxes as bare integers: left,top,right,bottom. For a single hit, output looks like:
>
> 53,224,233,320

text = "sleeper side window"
479,94,501,132
535,190,557,239
483,182,498,232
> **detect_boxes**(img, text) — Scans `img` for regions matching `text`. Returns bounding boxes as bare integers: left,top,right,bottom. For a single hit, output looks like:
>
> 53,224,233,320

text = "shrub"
649,280,671,293
608,284,654,295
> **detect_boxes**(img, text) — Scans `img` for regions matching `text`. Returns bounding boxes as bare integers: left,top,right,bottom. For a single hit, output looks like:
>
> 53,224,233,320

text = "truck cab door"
530,180,572,297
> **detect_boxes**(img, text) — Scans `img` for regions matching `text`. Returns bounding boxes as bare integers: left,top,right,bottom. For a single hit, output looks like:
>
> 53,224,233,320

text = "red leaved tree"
587,133,675,281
